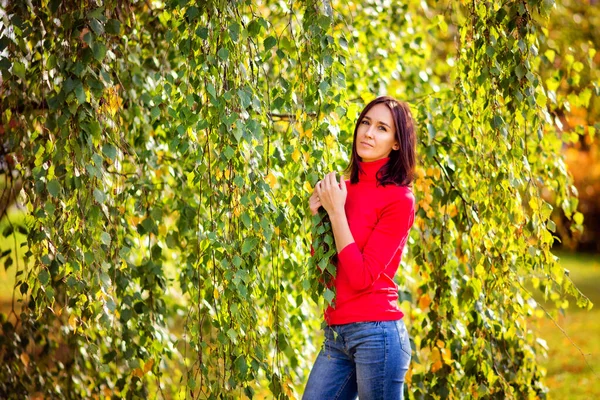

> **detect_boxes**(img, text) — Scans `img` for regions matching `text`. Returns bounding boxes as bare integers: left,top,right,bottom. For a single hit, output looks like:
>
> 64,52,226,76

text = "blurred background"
530,1,600,398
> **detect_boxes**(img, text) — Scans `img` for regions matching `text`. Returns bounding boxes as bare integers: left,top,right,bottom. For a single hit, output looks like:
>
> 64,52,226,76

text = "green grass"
531,251,600,400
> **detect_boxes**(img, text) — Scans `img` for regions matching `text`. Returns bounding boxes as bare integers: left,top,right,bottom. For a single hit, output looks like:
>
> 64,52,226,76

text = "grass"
530,250,600,400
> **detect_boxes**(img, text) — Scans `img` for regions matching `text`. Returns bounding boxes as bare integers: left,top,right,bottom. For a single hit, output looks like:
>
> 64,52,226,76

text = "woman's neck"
357,157,389,182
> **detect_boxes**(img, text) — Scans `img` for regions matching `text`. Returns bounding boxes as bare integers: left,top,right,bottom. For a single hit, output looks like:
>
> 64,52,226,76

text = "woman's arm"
335,192,414,292
316,172,415,291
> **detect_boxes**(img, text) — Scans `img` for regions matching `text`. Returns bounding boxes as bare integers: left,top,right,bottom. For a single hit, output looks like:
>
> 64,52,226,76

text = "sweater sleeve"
336,190,415,292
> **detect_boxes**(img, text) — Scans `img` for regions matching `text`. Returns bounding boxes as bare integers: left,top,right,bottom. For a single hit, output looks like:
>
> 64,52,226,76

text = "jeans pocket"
396,320,412,358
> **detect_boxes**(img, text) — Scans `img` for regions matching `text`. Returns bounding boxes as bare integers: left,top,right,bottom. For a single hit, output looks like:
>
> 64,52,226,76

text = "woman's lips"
360,142,373,147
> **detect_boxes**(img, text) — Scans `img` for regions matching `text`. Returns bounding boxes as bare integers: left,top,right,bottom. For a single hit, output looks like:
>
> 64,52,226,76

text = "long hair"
345,96,416,187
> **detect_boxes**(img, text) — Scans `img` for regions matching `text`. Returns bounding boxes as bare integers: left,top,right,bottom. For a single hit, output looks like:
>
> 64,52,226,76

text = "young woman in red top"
303,96,416,400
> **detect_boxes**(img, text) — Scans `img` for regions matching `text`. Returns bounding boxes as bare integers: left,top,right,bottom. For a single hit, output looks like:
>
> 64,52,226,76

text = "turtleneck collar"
357,157,390,182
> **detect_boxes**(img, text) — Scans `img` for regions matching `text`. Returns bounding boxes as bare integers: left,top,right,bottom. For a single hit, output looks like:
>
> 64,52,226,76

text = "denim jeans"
303,319,412,400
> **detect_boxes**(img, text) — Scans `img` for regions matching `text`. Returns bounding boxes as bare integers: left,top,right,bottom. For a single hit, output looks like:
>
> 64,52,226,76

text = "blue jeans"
303,319,412,400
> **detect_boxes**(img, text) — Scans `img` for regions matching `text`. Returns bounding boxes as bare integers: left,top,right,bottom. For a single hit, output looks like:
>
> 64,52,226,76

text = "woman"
303,96,416,400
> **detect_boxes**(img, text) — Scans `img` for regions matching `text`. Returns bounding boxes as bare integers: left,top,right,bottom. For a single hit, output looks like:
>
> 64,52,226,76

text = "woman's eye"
361,120,369,125
379,126,386,131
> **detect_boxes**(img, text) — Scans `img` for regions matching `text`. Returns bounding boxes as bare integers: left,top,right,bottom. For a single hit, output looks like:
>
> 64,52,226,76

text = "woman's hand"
315,172,347,216
309,190,322,216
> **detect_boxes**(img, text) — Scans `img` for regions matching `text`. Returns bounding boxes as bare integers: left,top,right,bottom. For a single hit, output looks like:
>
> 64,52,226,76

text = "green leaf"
39,269,50,285
141,218,156,234
217,47,229,61
83,31,93,46
241,213,252,229
93,188,105,203
229,22,240,42
185,6,199,21
323,289,335,305
87,6,105,20
227,328,238,342
0,57,10,71
235,356,248,377
89,18,104,35
12,61,26,80
241,237,258,255
64,77,77,93
47,180,60,197
92,42,107,62
100,231,111,246
535,92,547,107
264,36,277,51
223,145,235,160
83,120,102,137
75,83,86,104
151,106,160,120
102,143,117,160
106,19,121,35
196,27,209,40
45,287,55,301
206,82,216,99
515,65,526,79
119,246,130,258
232,256,243,268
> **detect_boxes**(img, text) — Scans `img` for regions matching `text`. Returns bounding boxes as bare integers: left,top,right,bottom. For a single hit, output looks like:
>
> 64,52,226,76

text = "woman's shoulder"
381,184,415,206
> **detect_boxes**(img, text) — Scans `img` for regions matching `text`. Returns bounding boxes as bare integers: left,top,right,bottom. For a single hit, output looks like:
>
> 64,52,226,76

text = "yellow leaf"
265,172,277,188
20,352,30,367
303,181,313,193
475,263,485,276
441,347,452,364
436,339,445,348
158,223,167,237
69,314,78,330
325,135,336,148
405,365,413,384
292,148,301,163
144,359,154,373
132,368,144,378
418,293,431,311
302,128,313,140
430,347,443,372
452,117,461,130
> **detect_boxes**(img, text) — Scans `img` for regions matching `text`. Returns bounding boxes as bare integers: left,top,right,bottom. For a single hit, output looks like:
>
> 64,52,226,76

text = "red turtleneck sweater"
318,157,415,325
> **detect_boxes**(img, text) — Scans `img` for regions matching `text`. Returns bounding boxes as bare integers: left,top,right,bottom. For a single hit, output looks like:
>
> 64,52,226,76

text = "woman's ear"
393,142,400,150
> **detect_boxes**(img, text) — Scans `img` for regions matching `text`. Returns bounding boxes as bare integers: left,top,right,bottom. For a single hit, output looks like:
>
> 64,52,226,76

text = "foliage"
536,0,600,252
309,209,337,307
0,0,596,399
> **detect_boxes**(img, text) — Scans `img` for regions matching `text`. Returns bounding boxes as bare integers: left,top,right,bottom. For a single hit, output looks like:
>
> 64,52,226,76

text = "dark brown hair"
345,96,416,186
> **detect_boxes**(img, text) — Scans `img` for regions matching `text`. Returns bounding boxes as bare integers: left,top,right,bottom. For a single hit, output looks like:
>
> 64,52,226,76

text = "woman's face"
355,103,399,163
